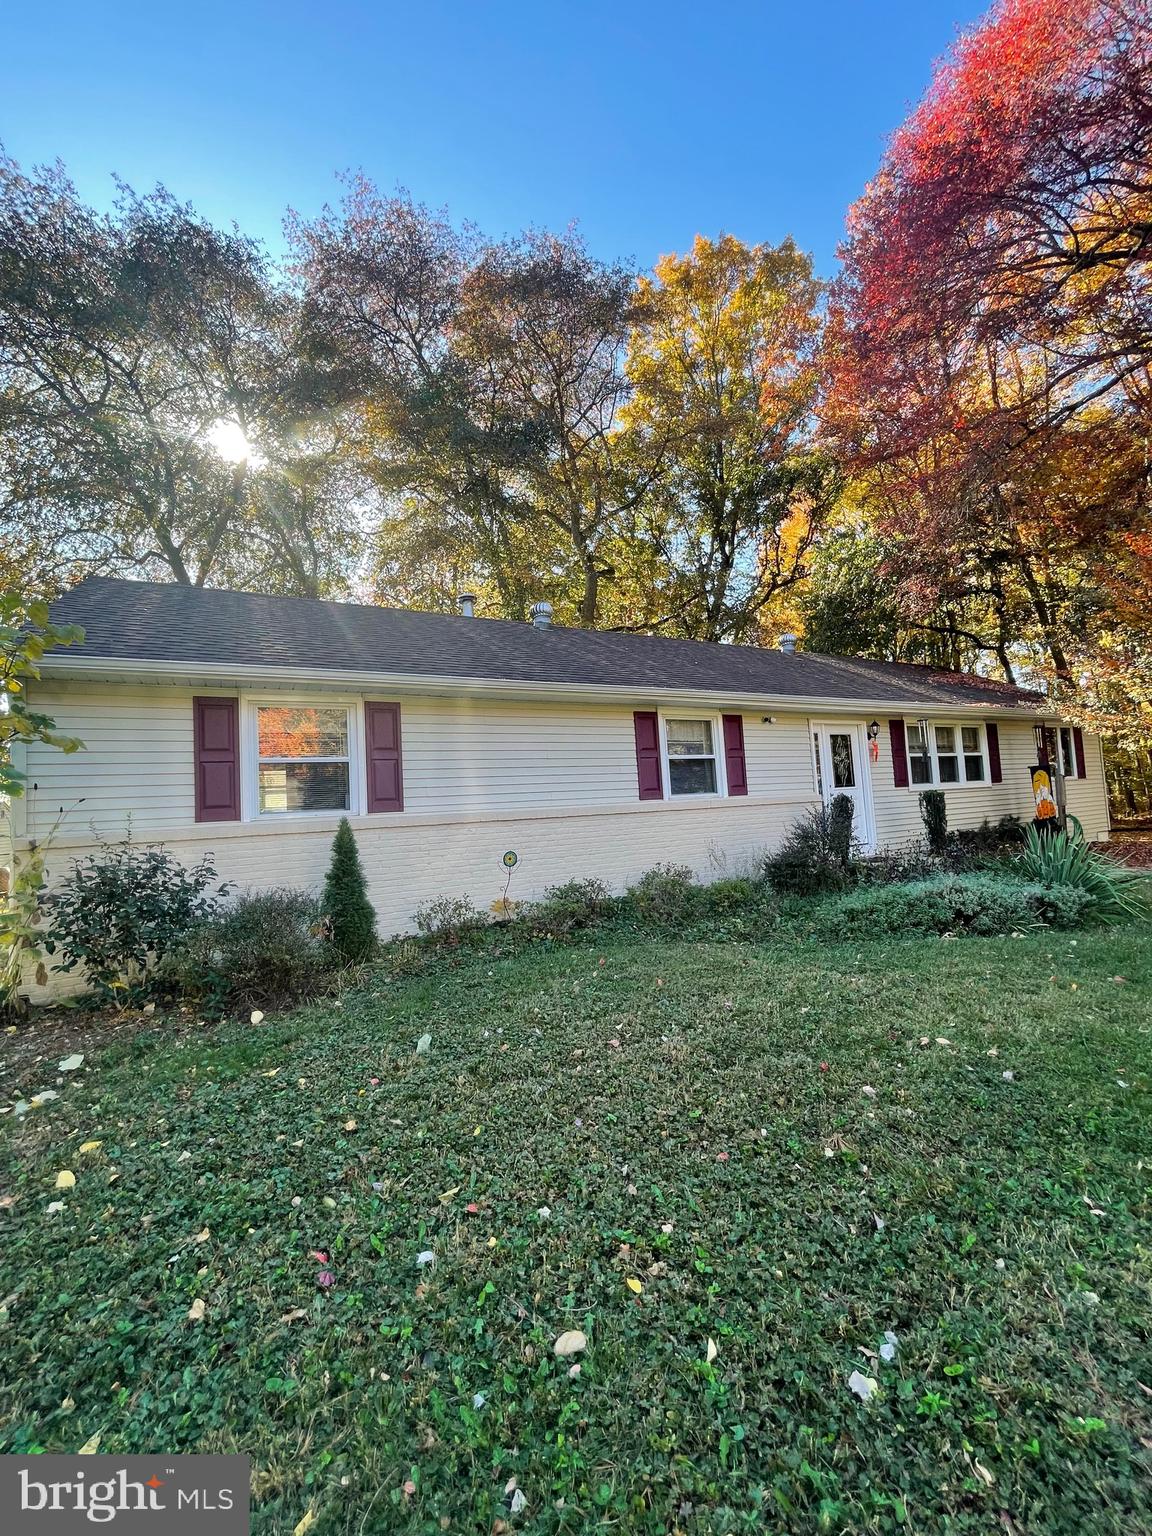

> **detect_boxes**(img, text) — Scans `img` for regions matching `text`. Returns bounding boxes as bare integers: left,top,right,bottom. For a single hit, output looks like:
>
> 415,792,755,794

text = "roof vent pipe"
778,633,798,655
457,592,476,618
530,600,553,629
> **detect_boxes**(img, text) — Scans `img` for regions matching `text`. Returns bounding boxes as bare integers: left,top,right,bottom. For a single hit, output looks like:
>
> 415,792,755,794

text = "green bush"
1016,821,1150,921
814,873,1094,939
168,887,337,1015
521,878,618,938
766,801,857,895
951,814,1025,855
413,893,487,943
627,863,699,926
45,837,226,1005
323,817,378,962
696,877,780,938
919,789,948,854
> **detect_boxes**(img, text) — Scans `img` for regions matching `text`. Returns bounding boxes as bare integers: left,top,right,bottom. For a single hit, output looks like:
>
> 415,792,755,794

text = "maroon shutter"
365,702,403,812
986,721,1003,783
633,711,663,800
193,696,240,822
1073,727,1087,779
721,714,748,795
889,719,909,788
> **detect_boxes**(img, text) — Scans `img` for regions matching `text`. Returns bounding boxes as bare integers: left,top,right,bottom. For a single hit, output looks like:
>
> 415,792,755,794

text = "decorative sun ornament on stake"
491,850,520,921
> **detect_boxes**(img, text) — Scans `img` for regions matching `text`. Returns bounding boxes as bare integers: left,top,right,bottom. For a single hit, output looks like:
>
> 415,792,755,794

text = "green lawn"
2,924,1151,1533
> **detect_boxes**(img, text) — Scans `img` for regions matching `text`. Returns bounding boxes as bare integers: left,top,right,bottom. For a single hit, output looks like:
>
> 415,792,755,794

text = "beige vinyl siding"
868,717,1110,846
23,684,819,842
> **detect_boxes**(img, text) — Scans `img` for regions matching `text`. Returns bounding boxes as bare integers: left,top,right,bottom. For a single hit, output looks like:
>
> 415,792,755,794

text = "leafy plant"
766,801,858,895
1016,820,1150,922
45,837,226,1005
168,887,336,1014
950,814,1025,855
322,817,377,962
626,863,699,926
695,877,780,938
413,893,486,943
521,878,618,938
0,593,84,799
919,789,948,855
0,806,70,1015
814,872,1093,939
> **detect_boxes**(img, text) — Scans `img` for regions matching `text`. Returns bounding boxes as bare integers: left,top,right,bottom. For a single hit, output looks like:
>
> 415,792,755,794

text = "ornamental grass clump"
1016,821,1150,922
323,817,378,962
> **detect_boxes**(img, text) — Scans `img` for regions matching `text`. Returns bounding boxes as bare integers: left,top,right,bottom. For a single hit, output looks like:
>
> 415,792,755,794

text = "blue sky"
3,0,987,278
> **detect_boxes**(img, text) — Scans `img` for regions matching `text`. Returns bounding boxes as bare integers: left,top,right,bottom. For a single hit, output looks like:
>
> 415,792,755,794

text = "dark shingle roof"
45,577,1042,710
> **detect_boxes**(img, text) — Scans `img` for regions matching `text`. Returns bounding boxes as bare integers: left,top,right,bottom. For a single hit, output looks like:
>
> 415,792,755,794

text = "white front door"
812,722,876,852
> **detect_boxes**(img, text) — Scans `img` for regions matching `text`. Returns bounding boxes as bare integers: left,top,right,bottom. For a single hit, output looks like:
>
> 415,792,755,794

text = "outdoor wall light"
761,715,777,724
867,719,880,740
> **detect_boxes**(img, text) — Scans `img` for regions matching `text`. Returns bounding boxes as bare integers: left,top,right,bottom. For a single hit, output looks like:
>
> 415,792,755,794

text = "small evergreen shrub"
814,873,1093,939
323,817,378,962
919,790,948,854
45,838,226,1005
170,887,336,1014
1016,821,1150,921
627,863,699,926
521,878,618,938
766,802,857,895
413,893,486,943
854,847,943,886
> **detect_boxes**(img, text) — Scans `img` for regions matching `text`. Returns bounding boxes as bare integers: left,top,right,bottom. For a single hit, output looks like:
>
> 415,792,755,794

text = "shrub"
45,838,225,1005
919,790,948,854
323,817,378,962
413,893,487,943
170,887,336,1014
765,802,858,895
1016,821,1150,921
951,814,1025,855
814,873,1094,939
854,847,944,886
627,863,699,926
696,877,780,938
521,878,618,938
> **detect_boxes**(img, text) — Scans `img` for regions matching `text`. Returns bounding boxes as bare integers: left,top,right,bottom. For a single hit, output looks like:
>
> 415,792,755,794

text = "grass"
2,921,1151,1533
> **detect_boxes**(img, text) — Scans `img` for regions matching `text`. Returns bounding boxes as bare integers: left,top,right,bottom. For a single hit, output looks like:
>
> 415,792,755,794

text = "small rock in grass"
415,1033,432,1055
416,1250,435,1268
553,1329,587,1358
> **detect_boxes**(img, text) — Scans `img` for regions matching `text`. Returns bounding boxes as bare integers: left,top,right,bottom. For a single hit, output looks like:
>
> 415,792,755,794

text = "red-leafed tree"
827,0,1152,739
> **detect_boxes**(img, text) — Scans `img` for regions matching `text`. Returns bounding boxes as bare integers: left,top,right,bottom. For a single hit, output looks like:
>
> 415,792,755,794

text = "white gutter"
35,653,1047,718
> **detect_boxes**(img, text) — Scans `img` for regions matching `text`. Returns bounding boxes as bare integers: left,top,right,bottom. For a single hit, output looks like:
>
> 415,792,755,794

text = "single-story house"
8,577,1109,1001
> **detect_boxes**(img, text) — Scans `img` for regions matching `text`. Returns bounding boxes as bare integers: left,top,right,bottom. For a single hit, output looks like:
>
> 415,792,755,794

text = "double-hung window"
256,704,353,814
1044,726,1079,779
906,721,988,787
664,717,721,796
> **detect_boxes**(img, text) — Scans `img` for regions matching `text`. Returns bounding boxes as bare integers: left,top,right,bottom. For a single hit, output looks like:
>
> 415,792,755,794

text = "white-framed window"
246,699,361,817
1044,726,1081,779
905,720,988,787
661,714,726,798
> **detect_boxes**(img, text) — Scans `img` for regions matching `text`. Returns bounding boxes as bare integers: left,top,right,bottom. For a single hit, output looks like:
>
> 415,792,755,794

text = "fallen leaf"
193,1227,210,1243
250,1011,265,1025
77,1432,102,1454
46,1201,65,1215
438,1185,461,1203
879,1329,898,1362
187,1298,206,1322
280,1307,308,1323
861,1085,877,1099
343,1119,357,1131
553,1329,587,1357
706,1337,718,1363
54,1170,76,1190
416,1250,436,1268
78,1141,102,1155
322,1196,337,1209
626,1277,643,1294
58,1054,84,1072
293,1509,315,1536
848,1369,878,1402
510,1489,527,1514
